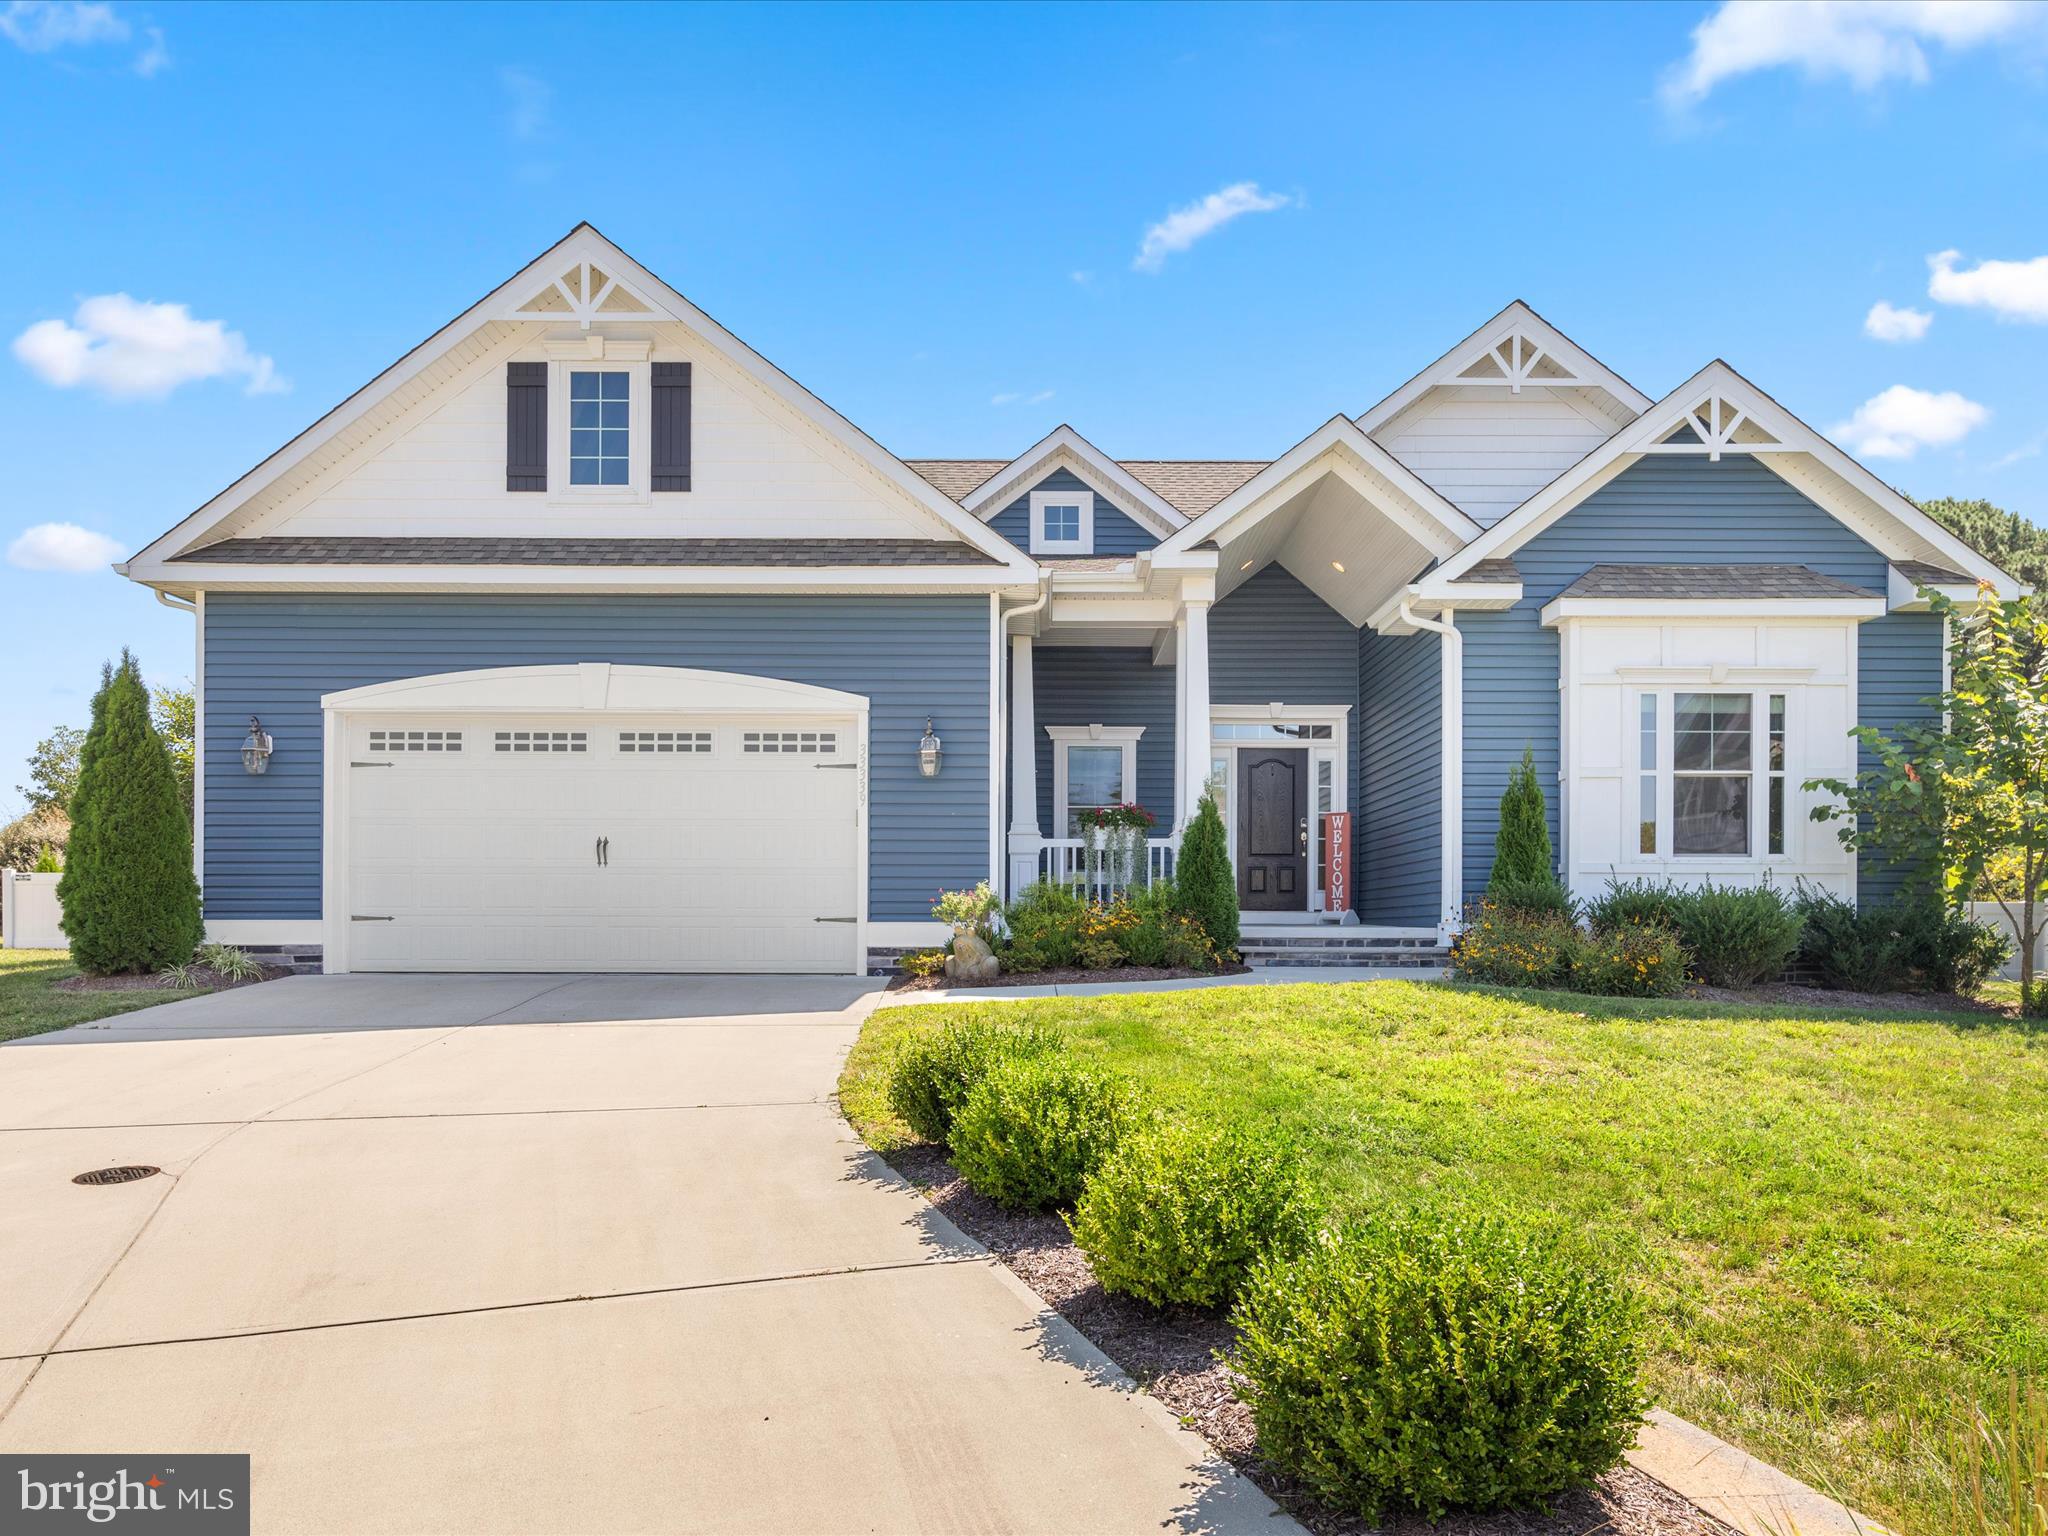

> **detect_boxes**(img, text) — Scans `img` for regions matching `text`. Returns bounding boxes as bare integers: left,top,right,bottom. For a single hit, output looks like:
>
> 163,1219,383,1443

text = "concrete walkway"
0,974,1288,1534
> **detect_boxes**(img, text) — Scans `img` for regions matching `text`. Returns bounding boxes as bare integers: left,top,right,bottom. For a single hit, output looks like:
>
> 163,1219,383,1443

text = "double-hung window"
1638,690,1787,859
1046,726,1144,838
569,370,631,486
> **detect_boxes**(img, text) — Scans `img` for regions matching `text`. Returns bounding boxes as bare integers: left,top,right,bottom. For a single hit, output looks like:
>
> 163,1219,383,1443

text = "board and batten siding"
1357,628,1441,925
1459,454,1937,906
1028,648,1176,835
201,594,990,923
988,468,1160,556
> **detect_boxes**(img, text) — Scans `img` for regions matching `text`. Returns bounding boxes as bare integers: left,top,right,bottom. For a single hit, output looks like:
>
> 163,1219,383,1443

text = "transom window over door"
569,370,630,485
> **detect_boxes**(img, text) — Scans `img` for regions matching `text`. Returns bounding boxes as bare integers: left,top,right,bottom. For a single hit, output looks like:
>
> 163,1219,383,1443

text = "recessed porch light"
1331,561,1345,573
1240,559,1254,571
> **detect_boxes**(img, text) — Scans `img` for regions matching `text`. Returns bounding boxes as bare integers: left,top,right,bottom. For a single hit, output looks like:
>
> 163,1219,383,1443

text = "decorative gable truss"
1421,359,2020,602
1636,390,1789,461
1451,328,1611,395
494,256,673,329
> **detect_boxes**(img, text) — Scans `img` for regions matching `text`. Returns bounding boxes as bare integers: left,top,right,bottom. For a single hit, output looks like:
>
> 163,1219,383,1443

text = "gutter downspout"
994,576,1052,900
1399,599,1462,945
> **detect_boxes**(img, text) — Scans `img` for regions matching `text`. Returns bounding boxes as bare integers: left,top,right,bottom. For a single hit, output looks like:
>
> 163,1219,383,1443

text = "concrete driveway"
0,974,1285,1535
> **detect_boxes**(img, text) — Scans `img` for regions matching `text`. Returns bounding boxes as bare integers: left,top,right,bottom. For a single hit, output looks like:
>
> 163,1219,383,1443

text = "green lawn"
841,980,2048,1533
0,947,211,1041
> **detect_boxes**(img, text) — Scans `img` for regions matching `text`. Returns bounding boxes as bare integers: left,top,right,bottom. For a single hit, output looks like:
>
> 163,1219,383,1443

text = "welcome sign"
1321,812,1350,913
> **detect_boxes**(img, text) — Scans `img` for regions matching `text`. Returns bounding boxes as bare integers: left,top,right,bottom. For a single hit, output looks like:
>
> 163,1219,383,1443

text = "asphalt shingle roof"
1557,564,1882,600
1893,559,1973,585
174,536,1003,567
903,459,1268,518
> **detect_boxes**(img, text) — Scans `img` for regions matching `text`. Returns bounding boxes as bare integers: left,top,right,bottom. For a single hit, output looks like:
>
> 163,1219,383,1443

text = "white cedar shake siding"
1371,385,1616,527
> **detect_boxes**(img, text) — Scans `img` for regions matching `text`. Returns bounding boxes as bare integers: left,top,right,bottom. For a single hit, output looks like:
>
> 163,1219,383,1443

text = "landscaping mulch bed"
1688,980,2008,1017
55,964,291,993
886,1142,1732,1536
888,961,1253,992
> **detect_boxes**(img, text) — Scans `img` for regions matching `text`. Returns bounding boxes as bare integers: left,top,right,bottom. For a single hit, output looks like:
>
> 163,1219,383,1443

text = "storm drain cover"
72,1165,160,1186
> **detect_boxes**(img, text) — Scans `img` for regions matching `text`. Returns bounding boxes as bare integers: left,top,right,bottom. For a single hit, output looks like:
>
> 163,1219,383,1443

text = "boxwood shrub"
1069,1119,1318,1310
1232,1208,1648,1523
950,1054,1135,1210
885,1018,1065,1146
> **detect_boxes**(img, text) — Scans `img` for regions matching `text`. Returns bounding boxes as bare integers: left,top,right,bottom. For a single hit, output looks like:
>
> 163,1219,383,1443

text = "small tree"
59,651,203,974
17,724,85,813
1491,746,1555,889
1175,793,1238,955
152,682,196,821
1809,588,2048,1012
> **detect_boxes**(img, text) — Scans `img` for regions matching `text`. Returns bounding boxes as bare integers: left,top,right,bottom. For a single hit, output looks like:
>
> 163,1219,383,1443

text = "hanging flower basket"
1074,804,1156,892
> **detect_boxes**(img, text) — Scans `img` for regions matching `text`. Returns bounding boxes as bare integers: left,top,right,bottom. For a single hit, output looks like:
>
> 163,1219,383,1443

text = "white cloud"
132,22,166,74
1133,182,1294,274
1069,270,1093,286
0,0,126,51
1927,248,2048,323
500,67,552,141
1660,0,2039,109
1829,384,1989,459
990,389,1055,407
1864,300,1932,341
12,293,288,400
7,521,125,573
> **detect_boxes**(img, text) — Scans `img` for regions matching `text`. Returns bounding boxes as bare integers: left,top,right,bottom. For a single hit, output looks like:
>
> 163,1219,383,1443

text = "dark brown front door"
1237,750,1306,911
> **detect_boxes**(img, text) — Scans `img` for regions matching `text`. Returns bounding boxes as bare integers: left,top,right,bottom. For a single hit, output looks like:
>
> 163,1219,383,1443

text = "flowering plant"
1074,803,1156,834
931,881,999,937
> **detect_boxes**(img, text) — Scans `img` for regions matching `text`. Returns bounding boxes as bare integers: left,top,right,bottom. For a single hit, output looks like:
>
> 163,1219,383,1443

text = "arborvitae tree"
1491,746,1555,890
1175,792,1239,954
59,651,203,974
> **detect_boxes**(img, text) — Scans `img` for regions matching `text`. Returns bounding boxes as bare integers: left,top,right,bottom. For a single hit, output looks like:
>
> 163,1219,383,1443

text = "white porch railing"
1036,836,1178,898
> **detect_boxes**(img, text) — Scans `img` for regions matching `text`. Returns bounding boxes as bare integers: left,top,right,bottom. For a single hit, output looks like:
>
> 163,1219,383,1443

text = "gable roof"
1355,300,1653,437
905,457,1267,518
947,426,1186,538
1427,360,2021,598
123,223,1037,584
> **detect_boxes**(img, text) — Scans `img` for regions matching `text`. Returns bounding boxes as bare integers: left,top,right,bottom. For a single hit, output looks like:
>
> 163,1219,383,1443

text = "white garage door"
342,712,860,973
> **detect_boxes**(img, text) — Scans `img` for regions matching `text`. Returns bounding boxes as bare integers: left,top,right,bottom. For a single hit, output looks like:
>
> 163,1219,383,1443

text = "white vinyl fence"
1969,901,2046,982
1,870,66,950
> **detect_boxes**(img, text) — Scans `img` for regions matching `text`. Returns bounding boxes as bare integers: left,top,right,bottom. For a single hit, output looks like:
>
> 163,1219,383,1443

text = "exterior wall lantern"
918,717,943,778
240,716,274,775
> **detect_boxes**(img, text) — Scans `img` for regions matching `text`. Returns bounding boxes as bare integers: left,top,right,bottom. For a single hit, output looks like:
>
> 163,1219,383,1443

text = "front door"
1236,749,1306,911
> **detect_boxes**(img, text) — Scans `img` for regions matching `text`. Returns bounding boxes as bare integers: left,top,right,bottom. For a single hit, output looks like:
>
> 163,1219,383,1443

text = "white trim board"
122,223,1038,582
1431,360,2020,597
1030,488,1094,555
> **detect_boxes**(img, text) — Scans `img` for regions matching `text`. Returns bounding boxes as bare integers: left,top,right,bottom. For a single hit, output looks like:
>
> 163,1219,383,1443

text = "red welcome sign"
1322,812,1350,912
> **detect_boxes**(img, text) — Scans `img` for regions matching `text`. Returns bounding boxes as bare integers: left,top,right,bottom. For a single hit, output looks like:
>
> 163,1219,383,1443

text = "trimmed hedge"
1069,1119,1318,1309
1232,1209,1648,1523
885,1018,1065,1145
950,1054,1135,1210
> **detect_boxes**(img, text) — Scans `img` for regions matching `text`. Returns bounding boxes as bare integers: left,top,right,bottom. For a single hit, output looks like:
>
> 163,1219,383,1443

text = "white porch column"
1006,632,1043,894
1179,597,1212,827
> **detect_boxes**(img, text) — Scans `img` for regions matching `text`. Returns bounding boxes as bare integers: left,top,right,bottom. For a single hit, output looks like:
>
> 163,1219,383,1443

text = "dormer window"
1030,489,1094,555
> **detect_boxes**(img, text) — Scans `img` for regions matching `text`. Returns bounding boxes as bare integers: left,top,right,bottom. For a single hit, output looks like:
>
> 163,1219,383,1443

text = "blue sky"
3,0,2046,817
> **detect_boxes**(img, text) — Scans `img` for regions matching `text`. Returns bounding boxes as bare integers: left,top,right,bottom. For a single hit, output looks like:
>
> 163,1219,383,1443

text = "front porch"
997,428,1510,941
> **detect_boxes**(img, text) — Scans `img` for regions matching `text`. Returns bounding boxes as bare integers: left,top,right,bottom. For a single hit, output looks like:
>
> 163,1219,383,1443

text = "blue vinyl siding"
1856,610,1944,902
1459,454,1930,905
1029,648,1176,833
202,594,990,923
1357,628,1441,925
988,468,1160,557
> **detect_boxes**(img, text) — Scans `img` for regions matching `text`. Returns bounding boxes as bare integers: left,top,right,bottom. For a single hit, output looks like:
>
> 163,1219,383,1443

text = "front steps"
1239,932,1450,969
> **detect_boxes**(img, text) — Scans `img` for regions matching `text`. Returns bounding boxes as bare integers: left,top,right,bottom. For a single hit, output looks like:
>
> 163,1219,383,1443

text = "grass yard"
841,980,2048,1533
0,947,211,1041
